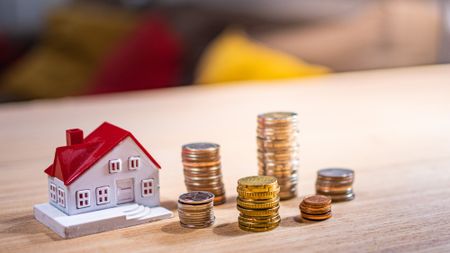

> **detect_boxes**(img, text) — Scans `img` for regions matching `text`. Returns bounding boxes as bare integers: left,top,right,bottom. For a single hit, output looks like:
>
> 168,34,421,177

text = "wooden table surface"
1,65,450,252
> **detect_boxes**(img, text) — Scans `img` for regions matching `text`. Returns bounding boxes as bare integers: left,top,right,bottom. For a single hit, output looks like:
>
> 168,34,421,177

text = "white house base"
34,203,173,238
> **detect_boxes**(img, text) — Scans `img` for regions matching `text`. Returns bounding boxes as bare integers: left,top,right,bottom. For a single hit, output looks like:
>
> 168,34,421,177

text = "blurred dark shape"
0,0,447,102
160,0,369,23
89,14,182,94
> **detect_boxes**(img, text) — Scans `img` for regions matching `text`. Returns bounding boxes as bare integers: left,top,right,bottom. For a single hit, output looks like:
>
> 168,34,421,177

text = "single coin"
177,203,213,211
237,191,280,200
302,195,332,207
317,168,354,180
238,222,279,232
328,193,355,202
300,205,331,215
237,197,280,209
315,186,353,194
315,180,354,187
258,112,298,122
178,191,214,205
238,220,280,228
315,188,354,196
182,142,219,152
237,205,280,216
180,219,215,229
239,213,281,223
238,176,277,187
301,211,332,221
183,166,222,174
182,160,222,167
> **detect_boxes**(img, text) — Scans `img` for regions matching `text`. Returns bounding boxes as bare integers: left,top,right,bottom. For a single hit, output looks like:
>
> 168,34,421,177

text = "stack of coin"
182,143,226,205
257,112,299,200
300,195,332,221
236,176,281,232
178,191,215,228
316,168,355,202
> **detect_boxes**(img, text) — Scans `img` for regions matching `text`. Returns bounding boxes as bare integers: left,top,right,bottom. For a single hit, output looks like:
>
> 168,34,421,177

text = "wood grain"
1,65,450,252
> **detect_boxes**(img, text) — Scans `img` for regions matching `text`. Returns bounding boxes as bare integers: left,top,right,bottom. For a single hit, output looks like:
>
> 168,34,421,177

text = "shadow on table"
160,220,195,235
280,215,323,227
212,222,248,237
1,214,62,241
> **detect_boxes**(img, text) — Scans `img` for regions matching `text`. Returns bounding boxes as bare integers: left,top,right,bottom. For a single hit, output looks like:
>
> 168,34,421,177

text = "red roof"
45,122,161,185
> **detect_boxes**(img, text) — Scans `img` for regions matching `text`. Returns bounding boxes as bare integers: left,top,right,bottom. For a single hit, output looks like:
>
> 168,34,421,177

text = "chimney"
66,128,84,146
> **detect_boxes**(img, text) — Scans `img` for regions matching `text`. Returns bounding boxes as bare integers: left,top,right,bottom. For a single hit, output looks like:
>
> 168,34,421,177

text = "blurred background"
0,0,448,102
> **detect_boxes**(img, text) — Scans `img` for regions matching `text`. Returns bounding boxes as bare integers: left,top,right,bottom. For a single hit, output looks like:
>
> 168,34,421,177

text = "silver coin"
182,143,220,152
178,191,215,205
317,168,354,179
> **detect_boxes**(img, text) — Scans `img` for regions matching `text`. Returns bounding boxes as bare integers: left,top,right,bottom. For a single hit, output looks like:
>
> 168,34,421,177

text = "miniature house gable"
65,136,160,215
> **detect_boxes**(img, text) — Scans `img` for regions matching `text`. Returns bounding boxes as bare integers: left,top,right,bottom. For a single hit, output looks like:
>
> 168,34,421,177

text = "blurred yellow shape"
196,29,329,85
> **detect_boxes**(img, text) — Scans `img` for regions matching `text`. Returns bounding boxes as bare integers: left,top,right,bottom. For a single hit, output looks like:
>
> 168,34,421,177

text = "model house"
34,122,172,238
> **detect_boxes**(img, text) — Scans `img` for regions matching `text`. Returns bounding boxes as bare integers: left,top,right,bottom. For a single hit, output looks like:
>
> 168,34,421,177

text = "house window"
76,190,91,209
141,179,154,197
96,186,110,205
109,159,122,173
49,183,57,203
57,187,65,207
128,156,140,170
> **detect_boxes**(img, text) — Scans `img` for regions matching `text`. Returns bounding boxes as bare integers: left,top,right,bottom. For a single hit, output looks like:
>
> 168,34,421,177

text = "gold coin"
237,205,280,216
238,222,279,232
238,176,277,187
237,197,280,209
239,213,281,223
237,187,280,199
238,220,280,228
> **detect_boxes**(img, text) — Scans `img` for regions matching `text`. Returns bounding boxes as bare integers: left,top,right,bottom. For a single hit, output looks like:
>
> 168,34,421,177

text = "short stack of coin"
178,191,215,228
316,168,355,202
300,195,332,221
257,112,299,200
236,176,281,232
182,143,226,205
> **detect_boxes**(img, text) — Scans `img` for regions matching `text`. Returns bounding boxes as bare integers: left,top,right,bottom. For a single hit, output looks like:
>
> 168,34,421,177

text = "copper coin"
301,211,332,221
302,195,332,207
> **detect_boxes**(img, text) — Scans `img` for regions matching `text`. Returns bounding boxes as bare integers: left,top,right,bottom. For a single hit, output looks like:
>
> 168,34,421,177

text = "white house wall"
48,177,69,214
65,137,160,215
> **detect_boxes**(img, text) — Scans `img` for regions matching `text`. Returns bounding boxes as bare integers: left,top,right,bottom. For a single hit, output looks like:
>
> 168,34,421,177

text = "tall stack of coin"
300,195,332,221
316,168,355,202
257,112,299,200
178,191,215,228
236,176,281,232
182,143,226,205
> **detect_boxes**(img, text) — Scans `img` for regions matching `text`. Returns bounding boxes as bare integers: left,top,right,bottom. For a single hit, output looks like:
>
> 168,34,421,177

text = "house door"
116,178,134,204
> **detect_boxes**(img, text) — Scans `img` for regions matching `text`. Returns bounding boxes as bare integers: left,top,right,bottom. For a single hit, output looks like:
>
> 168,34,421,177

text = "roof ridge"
44,122,161,185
